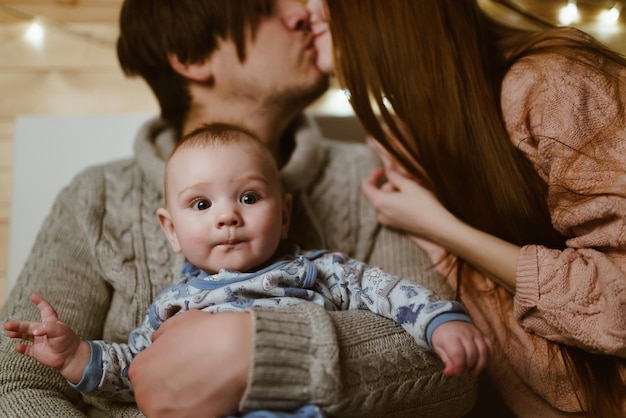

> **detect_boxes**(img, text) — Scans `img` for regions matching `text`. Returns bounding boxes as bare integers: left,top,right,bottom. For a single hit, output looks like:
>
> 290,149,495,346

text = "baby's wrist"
60,340,91,384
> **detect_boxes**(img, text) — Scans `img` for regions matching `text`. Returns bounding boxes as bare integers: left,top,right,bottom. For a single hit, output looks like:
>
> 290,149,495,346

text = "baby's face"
161,140,291,273
307,0,334,74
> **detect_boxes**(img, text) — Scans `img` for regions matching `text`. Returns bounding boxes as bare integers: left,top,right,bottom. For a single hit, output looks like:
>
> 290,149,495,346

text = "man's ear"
281,193,293,239
167,52,213,82
157,208,182,253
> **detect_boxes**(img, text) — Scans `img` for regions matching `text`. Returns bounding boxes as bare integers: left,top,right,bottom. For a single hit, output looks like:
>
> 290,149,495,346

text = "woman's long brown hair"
326,0,625,416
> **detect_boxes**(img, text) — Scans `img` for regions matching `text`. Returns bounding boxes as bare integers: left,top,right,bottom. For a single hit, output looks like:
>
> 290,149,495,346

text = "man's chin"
312,73,331,100
288,74,331,110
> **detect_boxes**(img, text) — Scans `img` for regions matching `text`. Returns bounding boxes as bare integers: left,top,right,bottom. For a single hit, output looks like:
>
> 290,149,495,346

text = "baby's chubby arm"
3,293,91,384
320,254,492,376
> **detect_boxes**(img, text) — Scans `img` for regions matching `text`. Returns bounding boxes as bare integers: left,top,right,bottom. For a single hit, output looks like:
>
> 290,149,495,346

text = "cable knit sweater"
422,29,626,417
0,116,476,417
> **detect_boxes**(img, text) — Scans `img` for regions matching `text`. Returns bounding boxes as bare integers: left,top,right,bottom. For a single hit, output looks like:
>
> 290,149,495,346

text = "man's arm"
0,169,114,417
245,304,477,417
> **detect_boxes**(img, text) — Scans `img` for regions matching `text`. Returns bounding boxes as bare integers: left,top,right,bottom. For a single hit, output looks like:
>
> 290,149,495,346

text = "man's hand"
129,310,252,417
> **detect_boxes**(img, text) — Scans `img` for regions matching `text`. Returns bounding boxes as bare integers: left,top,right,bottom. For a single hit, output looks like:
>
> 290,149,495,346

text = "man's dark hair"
117,0,272,133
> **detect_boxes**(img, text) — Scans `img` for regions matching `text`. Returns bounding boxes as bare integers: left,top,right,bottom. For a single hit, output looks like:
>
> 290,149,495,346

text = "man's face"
210,0,329,111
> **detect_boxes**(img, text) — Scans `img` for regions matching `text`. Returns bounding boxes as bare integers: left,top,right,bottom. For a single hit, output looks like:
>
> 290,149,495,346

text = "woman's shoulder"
502,28,626,116
501,28,626,181
504,27,623,82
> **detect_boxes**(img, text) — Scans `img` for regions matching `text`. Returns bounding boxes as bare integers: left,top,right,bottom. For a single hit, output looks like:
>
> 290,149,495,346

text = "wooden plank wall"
0,1,122,25
0,21,158,309
0,121,10,309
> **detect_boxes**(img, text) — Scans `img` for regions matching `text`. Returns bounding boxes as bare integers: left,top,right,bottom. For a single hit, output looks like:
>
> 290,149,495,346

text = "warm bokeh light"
599,5,622,25
24,18,44,49
559,1,579,25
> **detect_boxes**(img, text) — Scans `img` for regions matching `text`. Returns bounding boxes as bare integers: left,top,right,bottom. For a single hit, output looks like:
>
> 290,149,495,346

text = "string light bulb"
599,4,622,25
0,3,114,49
559,0,579,25
24,17,45,49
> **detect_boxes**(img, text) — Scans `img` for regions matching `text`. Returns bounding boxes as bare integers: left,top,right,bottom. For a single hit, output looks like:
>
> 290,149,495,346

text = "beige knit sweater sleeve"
501,40,626,357
0,165,122,417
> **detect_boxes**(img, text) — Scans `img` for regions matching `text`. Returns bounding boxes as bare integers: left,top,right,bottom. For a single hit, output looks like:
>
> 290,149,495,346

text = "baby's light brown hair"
163,122,283,208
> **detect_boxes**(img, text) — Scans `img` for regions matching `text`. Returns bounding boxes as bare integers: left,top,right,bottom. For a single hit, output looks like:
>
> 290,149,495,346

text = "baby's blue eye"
193,199,211,211
240,193,260,205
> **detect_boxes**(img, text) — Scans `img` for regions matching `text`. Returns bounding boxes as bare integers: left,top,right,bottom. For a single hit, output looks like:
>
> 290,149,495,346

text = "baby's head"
157,123,292,274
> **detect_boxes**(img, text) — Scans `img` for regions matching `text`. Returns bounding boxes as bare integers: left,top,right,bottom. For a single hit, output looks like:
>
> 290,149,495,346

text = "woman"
308,0,626,416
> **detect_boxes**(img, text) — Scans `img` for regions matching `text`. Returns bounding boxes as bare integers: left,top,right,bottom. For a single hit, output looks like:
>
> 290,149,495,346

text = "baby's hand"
4,293,87,380
430,321,492,376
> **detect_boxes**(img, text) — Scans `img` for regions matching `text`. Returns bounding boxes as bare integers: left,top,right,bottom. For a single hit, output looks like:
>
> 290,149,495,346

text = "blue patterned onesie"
72,248,470,412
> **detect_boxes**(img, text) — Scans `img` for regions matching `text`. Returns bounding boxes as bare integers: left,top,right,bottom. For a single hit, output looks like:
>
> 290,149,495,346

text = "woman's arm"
362,138,626,356
362,167,520,294
501,50,626,356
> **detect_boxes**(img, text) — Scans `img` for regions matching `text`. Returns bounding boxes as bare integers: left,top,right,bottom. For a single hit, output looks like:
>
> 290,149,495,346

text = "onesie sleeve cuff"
67,340,103,394
240,304,337,412
425,313,472,348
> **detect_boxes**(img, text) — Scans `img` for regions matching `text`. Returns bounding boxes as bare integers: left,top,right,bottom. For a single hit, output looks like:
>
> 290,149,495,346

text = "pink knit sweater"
424,29,626,416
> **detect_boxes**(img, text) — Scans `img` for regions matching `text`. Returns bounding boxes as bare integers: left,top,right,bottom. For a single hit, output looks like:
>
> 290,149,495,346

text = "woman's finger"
384,166,417,190
363,167,387,188
361,168,388,204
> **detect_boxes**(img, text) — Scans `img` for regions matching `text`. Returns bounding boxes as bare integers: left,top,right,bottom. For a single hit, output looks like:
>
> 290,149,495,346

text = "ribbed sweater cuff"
514,245,540,319
240,304,334,412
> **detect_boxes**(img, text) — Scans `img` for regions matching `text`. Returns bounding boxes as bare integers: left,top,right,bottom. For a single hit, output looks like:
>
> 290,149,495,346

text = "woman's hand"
362,162,519,292
361,166,458,242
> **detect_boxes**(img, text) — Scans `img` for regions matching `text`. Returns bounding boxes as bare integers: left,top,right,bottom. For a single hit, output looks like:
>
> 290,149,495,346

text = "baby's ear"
281,193,293,239
156,208,182,253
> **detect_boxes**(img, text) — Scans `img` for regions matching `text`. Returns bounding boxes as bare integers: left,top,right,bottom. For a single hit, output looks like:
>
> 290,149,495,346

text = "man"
0,1,476,417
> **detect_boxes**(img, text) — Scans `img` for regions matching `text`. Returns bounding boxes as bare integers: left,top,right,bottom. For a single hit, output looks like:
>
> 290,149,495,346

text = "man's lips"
304,33,316,51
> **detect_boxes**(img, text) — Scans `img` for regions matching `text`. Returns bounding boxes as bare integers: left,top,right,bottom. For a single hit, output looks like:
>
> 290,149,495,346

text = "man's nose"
282,0,311,31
